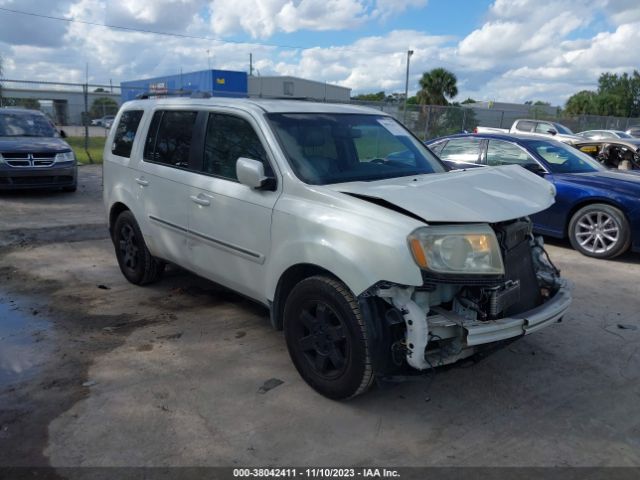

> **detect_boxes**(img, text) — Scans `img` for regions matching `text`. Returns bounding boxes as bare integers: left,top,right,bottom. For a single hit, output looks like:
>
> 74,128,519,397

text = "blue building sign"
120,69,248,102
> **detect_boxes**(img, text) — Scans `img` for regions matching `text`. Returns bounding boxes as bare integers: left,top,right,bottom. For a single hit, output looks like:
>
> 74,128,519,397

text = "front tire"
113,210,164,285
568,203,630,259
283,276,374,400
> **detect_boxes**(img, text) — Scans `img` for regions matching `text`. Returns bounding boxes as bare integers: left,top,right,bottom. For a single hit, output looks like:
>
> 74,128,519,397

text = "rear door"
135,109,200,265
187,110,280,302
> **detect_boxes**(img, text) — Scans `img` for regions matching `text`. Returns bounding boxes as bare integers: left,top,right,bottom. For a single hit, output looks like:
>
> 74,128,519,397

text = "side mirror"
59,129,67,138
547,128,557,136
236,157,276,190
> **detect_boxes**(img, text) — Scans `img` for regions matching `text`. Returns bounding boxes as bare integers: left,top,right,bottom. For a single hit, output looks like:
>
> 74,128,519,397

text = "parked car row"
475,119,583,143
475,119,640,143
427,133,640,259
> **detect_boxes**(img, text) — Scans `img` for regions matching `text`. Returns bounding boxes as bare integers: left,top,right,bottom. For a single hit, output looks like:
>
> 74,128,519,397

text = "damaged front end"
359,218,571,374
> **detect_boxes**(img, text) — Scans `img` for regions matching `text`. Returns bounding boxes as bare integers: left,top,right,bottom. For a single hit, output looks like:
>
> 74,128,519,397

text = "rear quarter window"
514,120,536,132
111,110,144,158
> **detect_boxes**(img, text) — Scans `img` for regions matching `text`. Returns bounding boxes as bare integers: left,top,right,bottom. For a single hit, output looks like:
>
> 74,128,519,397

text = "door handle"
135,177,149,187
190,194,211,207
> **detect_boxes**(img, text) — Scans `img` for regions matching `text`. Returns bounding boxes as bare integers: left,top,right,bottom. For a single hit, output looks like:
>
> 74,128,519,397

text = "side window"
428,140,447,155
203,113,272,181
111,110,143,158
143,110,198,168
486,140,538,167
535,122,555,134
438,137,482,164
515,120,535,132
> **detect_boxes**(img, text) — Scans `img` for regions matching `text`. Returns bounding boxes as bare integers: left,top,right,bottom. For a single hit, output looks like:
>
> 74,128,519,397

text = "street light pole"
403,49,414,125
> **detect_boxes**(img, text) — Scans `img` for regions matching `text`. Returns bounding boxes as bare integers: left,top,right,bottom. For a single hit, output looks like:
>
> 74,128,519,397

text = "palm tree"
417,68,458,106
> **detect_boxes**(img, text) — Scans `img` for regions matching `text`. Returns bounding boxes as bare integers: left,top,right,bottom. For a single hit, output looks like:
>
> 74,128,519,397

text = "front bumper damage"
374,280,571,371
364,227,573,373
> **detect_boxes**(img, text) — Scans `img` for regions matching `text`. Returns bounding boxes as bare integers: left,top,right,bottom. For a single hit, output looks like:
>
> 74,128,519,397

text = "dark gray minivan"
0,108,77,191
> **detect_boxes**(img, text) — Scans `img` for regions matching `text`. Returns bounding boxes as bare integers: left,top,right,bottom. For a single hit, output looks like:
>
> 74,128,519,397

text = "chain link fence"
1,78,639,163
350,100,640,140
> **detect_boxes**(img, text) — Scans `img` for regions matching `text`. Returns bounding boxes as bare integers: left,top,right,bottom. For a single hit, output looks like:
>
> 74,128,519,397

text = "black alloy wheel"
284,276,374,399
113,210,164,285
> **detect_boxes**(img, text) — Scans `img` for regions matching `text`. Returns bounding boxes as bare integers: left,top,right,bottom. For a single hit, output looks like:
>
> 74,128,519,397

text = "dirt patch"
0,256,170,467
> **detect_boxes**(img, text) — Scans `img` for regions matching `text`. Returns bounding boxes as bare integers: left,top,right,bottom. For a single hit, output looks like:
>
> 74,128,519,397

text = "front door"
187,111,280,302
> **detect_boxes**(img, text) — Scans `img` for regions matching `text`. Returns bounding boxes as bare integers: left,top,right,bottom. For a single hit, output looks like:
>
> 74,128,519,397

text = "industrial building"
248,75,351,102
120,69,351,103
0,70,351,126
0,85,120,125
120,69,248,102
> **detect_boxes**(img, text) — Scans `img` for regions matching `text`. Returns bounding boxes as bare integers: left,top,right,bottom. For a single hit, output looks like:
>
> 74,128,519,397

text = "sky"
0,0,639,106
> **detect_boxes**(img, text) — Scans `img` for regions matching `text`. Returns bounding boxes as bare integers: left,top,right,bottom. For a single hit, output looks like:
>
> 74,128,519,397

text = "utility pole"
249,53,253,76
84,62,91,163
207,49,211,70
403,49,414,125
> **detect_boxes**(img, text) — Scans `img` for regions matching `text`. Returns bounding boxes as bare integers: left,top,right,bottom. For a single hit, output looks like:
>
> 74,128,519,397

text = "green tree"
417,68,458,106
90,97,118,118
565,90,597,115
461,97,476,104
596,71,640,117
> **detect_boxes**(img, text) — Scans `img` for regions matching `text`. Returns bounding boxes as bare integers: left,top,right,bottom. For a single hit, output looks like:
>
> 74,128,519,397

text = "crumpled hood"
0,137,71,153
327,165,556,223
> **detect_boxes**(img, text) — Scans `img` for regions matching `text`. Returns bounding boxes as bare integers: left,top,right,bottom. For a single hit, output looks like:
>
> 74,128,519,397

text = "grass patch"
66,136,107,164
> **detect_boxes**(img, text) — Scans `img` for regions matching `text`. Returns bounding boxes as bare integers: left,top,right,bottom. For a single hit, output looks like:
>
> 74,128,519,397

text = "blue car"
426,133,640,259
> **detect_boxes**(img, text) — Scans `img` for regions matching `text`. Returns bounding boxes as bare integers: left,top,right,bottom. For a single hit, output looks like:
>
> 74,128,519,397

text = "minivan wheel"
113,210,164,285
283,276,374,400
568,203,630,259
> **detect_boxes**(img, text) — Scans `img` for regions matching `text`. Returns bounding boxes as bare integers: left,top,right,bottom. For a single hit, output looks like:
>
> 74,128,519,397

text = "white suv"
103,98,571,399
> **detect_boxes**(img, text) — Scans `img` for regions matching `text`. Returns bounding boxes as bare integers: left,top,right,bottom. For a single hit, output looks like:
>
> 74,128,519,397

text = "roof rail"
135,89,213,100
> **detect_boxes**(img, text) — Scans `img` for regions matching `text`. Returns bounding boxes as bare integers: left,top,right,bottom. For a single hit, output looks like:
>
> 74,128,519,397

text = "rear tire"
283,275,374,400
62,183,77,192
568,203,630,259
113,210,164,285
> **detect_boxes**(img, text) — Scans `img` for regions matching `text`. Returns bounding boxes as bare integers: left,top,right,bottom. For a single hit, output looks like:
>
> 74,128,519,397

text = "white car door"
187,111,280,302
135,109,199,266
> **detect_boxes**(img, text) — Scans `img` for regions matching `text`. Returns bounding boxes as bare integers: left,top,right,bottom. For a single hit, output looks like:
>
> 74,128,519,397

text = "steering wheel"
370,158,388,165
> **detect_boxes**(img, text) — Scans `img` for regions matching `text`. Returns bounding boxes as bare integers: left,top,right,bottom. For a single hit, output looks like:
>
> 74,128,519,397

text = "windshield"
0,112,57,137
553,123,574,135
615,131,633,138
528,140,602,173
266,113,446,185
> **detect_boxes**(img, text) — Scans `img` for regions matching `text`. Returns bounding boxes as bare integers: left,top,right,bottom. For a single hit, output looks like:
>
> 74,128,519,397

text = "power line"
0,6,304,50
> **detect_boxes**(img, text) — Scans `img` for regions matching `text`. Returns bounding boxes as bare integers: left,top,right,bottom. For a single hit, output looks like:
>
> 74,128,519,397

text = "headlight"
408,224,504,275
55,151,75,162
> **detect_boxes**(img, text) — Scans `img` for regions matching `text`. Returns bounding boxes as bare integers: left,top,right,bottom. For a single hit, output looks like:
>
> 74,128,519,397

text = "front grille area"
3,152,57,167
494,220,542,315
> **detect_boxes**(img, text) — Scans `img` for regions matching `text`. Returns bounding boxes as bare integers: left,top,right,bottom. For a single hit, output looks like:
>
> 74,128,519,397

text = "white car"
577,129,634,140
103,98,571,399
